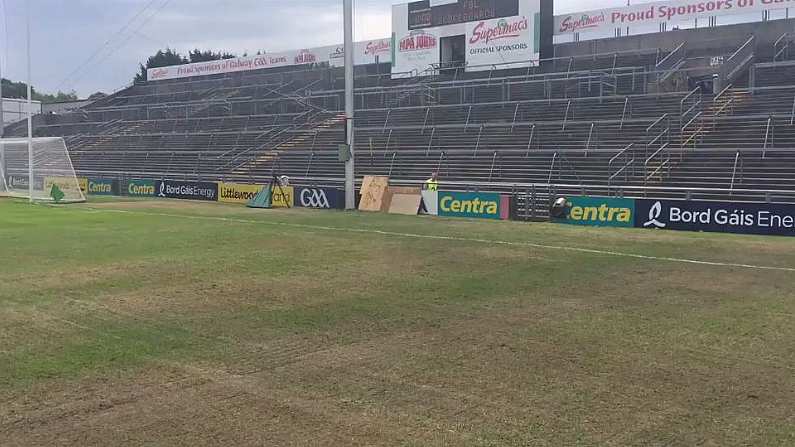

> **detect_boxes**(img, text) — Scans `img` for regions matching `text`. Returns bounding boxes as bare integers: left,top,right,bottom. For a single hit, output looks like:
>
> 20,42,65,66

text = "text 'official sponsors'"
155,180,218,201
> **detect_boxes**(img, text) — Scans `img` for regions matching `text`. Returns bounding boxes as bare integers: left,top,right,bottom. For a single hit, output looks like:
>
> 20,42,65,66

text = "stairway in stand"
230,112,346,178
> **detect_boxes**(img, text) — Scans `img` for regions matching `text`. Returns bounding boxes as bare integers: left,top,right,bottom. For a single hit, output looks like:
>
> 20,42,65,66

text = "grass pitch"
1,198,793,446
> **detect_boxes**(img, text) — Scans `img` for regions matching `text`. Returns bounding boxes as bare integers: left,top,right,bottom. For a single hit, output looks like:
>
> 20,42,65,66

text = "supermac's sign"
155,180,218,201
438,191,509,220
636,199,795,236
557,196,635,227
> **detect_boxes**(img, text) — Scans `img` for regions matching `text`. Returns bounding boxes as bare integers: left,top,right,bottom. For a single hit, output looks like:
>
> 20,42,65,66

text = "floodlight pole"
0,51,4,139
343,0,355,210
26,1,33,202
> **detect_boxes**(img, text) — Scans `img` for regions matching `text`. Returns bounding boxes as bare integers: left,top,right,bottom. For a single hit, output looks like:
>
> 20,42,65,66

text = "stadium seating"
4,32,795,216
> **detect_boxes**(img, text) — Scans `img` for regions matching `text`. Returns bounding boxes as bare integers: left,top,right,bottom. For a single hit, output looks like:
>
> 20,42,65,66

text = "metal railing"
620,97,630,130
729,151,744,194
763,116,773,158
774,32,790,62
655,42,686,83
680,86,703,150
525,123,536,157
719,35,756,90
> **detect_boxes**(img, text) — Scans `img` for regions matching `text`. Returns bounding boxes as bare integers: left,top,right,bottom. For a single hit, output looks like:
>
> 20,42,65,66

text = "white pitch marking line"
79,206,795,273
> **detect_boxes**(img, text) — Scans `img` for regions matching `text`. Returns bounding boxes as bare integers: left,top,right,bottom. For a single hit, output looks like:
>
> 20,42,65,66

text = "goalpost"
0,137,86,203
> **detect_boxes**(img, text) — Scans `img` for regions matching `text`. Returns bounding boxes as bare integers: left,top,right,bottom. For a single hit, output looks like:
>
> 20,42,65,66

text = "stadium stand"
4,18,795,217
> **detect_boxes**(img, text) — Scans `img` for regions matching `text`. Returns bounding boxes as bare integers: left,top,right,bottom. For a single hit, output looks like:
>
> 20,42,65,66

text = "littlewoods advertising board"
558,196,795,236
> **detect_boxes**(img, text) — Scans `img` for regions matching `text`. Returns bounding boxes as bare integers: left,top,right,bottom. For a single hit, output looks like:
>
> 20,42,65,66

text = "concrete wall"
42,100,93,115
1,97,42,126
554,18,795,60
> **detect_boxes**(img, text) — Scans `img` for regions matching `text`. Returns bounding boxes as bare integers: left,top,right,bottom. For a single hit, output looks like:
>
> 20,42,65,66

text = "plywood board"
388,193,422,216
359,175,390,212
383,186,422,211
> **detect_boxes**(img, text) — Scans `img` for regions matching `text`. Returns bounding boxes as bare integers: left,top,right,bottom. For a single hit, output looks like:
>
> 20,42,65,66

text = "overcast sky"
0,0,630,97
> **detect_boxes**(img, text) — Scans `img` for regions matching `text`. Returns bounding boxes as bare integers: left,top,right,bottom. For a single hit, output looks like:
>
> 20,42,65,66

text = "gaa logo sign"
296,187,340,209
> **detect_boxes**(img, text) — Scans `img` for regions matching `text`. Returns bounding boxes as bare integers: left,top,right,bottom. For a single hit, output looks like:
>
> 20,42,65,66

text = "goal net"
0,137,86,203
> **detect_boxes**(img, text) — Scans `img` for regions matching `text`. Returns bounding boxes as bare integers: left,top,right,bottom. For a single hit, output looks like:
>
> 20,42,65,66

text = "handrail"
383,129,393,157
547,152,558,185
680,86,701,109
609,143,634,166
647,113,669,133
727,35,755,64
525,123,536,157
729,151,742,193
645,141,670,166
774,32,789,61
609,158,635,182
774,32,788,49
473,124,484,158
790,96,795,126
714,83,733,103
619,97,629,130
656,42,686,70
585,123,595,155
426,127,436,157
382,109,391,135
714,97,734,118
562,100,571,131
511,103,520,133
465,105,472,128
763,116,773,158
421,107,430,134
488,151,498,182
682,111,703,132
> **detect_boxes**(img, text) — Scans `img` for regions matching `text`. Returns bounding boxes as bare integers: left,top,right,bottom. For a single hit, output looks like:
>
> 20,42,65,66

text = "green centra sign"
127,179,156,197
559,196,636,227
88,178,118,195
438,191,502,220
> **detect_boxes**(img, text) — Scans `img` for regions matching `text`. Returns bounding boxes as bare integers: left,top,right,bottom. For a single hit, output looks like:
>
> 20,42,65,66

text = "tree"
187,49,236,63
0,78,78,103
134,48,187,83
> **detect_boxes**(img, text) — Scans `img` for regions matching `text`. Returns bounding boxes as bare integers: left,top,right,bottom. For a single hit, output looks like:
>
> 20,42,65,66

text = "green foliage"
0,78,78,103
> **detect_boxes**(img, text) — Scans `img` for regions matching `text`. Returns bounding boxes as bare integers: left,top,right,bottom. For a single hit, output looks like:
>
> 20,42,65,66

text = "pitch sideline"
79,206,795,273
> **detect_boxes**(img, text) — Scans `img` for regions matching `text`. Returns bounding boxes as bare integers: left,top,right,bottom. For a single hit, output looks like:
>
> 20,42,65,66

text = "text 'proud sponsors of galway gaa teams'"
127,179,156,197
636,199,795,236
437,191,509,220
218,182,265,204
557,196,635,227
155,180,218,201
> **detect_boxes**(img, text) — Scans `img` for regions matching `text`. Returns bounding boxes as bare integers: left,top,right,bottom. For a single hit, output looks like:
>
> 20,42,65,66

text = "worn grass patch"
0,198,793,446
